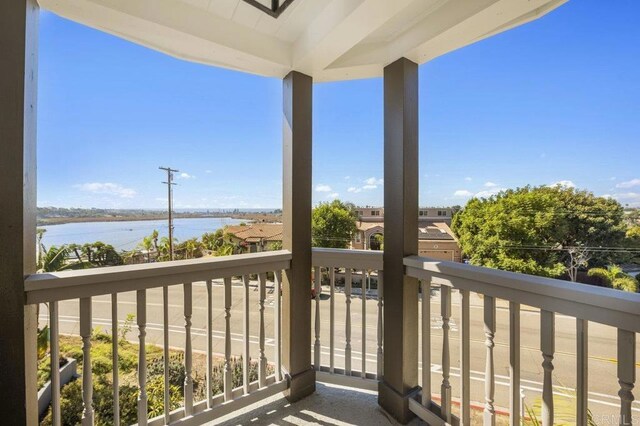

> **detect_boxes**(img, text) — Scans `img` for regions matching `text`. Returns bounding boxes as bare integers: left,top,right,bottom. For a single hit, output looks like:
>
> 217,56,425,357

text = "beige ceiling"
40,0,567,81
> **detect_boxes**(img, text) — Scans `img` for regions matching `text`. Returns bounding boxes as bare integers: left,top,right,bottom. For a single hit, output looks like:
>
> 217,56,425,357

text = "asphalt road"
42,279,639,422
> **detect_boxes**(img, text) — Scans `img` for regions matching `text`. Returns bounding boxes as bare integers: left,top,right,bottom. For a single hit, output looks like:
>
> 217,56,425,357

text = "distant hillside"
36,207,282,225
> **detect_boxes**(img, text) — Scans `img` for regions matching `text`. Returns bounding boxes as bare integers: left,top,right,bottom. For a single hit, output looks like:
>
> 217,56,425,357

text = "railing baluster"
206,280,213,408
223,277,232,401
376,271,383,379
258,273,267,388
314,267,321,370
540,310,555,426
136,290,147,426
440,285,452,422
509,302,521,426
421,279,431,406
483,295,496,426
460,289,471,425
361,270,367,378
111,295,120,426
80,297,94,426
330,267,336,374
50,301,61,426
162,286,170,424
345,269,353,375
183,282,193,415
274,270,283,381
576,318,588,426
243,275,251,393
618,329,636,426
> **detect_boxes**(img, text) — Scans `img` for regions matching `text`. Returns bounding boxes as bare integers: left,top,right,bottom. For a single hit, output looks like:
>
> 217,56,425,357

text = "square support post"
0,0,39,424
281,71,315,401
378,57,420,424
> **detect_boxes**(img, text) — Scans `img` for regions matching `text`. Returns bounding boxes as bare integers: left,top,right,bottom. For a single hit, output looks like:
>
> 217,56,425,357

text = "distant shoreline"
37,212,281,226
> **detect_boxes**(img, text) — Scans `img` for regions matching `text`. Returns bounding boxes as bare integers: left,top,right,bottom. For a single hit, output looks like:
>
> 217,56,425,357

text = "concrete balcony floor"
213,382,422,426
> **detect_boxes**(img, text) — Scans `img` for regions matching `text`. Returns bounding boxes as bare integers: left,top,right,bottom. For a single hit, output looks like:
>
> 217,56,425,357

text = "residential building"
225,223,283,253
351,220,462,262
3,1,638,426
355,206,455,225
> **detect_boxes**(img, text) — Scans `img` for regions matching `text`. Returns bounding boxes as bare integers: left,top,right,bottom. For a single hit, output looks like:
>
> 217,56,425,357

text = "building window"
372,210,380,216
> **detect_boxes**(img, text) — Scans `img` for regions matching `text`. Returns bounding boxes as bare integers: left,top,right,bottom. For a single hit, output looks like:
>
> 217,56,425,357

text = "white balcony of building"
2,0,639,425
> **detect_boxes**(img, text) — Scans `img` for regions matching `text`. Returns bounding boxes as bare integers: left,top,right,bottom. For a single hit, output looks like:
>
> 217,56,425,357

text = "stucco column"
281,70,315,401
0,0,39,424
378,57,420,423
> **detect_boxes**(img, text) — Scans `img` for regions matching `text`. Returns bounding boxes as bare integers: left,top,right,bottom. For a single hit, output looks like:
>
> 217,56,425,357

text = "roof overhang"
40,0,567,82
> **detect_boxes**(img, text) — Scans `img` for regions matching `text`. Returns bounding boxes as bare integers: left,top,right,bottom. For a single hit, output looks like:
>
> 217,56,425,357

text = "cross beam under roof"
242,0,295,18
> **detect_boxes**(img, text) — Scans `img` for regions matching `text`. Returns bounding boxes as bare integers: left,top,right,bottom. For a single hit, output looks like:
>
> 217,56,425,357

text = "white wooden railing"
405,256,640,426
26,251,291,426
26,248,639,425
311,248,383,390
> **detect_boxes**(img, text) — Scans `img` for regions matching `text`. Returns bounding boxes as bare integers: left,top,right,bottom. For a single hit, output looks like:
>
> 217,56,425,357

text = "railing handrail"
25,250,292,304
312,247,383,270
405,255,640,332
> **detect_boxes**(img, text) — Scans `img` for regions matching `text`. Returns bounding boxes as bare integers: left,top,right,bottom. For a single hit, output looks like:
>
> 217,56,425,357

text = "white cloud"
464,177,473,182
347,187,362,193
613,192,640,201
616,179,640,189
362,184,378,190
453,190,474,198
548,180,576,189
475,188,505,198
179,172,196,179
315,184,332,192
327,192,339,199
364,177,383,186
205,170,212,174
344,176,351,180
74,182,136,198
611,192,640,207
484,182,498,188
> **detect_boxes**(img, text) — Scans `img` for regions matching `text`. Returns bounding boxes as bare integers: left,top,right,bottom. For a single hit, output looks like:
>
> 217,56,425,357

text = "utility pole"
159,166,179,260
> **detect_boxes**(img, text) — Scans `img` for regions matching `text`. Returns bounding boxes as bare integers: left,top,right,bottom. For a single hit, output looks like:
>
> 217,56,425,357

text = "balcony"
2,0,639,425
26,248,639,425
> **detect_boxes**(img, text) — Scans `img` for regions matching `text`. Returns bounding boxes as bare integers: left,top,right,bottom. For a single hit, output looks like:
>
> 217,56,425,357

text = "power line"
159,166,179,261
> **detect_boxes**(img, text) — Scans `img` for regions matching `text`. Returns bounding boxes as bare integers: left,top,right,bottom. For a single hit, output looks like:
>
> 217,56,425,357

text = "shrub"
37,355,66,389
93,376,116,425
41,380,83,426
92,326,112,343
118,384,140,426
117,348,138,373
148,353,186,391
62,346,83,364
147,375,182,418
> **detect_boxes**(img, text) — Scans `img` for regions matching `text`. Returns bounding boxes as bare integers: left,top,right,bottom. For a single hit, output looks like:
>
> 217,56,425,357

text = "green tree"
626,225,640,242
202,229,225,251
177,238,203,259
82,242,123,267
37,245,71,273
452,186,626,279
312,200,358,249
268,241,283,251
137,235,154,262
157,236,178,261
587,265,639,293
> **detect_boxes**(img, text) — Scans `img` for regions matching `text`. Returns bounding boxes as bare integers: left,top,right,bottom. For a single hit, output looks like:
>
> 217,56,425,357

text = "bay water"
39,217,247,251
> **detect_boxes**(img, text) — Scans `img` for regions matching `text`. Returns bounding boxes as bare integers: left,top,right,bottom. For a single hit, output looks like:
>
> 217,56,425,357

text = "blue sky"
37,0,640,210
